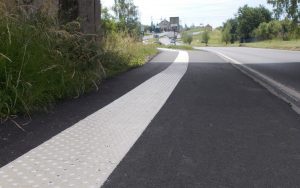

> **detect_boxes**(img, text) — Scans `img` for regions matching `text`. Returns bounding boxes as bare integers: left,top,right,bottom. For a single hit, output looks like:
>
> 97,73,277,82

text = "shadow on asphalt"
2,49,300,187
245,62,300,93
104,51,300,188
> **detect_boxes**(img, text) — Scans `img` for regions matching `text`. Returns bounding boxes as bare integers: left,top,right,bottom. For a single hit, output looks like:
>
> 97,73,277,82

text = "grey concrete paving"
0,50,188,188
0,50,181,188
104,50,300,188
0,50,178,168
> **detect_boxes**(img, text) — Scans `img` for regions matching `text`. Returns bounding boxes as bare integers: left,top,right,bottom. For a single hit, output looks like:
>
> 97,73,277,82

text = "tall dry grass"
0,2,157,124
0,3,105,122
101,32,157,77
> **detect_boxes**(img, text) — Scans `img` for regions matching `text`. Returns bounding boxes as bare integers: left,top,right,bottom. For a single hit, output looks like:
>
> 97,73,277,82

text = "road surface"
197,47,300,93
159,35,182,46
142,32,182,46
103,49,300,188
1,49,300,188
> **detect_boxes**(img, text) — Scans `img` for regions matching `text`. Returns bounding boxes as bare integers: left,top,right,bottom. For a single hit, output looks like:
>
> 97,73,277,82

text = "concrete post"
78,0,101,34
15,0,58,17
14,0,101,34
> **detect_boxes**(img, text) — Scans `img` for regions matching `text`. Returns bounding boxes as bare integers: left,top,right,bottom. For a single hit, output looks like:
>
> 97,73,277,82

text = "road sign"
170,17,179,25
170,17,179,32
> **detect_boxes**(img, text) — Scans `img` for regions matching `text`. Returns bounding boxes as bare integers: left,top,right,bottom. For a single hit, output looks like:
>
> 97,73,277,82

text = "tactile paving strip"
0,50,189,188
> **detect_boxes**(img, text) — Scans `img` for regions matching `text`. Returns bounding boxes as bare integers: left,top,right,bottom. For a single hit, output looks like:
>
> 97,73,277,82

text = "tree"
222,22,232,44
184,24,189,31
228,18,239,43
254,19,292,40
268,20,282,38
222,18,239,43
281,18,292,40
101,7,117,35
202,30,210,46
237,5,272,42
267,0,300,22
254,22,270,40
182,33,193,44
113,0,140,36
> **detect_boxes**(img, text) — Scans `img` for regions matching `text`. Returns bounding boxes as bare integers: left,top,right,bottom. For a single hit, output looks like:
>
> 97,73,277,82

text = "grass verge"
0,8,157,123
189,29,300,50
165,45,193,50
101,32,158,77
241,40,300,51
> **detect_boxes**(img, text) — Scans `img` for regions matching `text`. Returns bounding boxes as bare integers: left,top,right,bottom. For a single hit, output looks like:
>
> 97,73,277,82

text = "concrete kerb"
197,48,300,115
157,48,183,52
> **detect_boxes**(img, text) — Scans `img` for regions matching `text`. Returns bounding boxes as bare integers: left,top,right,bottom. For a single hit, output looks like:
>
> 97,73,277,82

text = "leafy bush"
254,22,270,40
202,30,210,46
254,20,298,41
222,22,232,44
182,33,193,44
268,20,282,39
237,5,272,41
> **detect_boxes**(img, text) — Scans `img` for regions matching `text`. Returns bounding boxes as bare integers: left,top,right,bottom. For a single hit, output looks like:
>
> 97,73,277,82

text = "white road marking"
204,49,300,114
0,51,189,188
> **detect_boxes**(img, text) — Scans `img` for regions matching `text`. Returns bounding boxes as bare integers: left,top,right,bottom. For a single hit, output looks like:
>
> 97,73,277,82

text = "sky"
101,0,273,28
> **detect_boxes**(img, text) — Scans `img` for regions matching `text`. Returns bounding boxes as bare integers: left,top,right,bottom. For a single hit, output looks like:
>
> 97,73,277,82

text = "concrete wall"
78,0,101,34
11,0,101,34
15,0,59,17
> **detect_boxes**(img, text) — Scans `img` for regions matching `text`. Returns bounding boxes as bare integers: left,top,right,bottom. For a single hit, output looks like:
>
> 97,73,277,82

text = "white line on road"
0,51,189,188
205,49,300,114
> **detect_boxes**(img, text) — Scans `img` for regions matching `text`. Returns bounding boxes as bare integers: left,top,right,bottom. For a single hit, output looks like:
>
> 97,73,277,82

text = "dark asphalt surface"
104,50,300,188
200,47,300,92
0,50,178,167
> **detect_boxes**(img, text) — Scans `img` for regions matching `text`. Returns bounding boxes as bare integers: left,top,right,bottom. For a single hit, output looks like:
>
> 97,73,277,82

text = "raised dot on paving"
0,50,189,188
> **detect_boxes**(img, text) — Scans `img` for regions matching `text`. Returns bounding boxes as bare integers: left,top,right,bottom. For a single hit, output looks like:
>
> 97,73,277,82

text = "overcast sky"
101,0,272,27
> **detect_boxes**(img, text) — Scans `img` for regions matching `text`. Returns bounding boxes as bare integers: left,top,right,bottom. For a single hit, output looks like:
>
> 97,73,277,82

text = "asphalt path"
1,49,300,188
159,36,183,46
104,50,300,188
198,47,300,93
142,32,183,46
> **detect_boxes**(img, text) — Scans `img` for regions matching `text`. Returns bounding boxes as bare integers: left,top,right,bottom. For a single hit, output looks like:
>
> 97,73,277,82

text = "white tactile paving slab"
0,51,189,188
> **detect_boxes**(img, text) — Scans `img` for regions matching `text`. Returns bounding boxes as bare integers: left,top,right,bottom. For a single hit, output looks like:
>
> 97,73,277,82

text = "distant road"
192,31,202,35
197,47,300,94
142,32,183,46
159,32,182,45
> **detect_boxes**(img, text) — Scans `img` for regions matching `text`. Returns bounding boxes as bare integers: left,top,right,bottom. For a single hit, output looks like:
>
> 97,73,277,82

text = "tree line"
222,0,300,44
101,0,141,39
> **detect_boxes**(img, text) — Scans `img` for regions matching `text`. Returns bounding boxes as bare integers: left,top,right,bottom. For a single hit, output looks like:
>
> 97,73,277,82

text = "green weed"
0,6,157,123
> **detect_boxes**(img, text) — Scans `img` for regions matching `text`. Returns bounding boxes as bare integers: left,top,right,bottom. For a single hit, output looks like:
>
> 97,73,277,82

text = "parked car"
154,41,162,45
154,34,159,38
170,38,176,44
